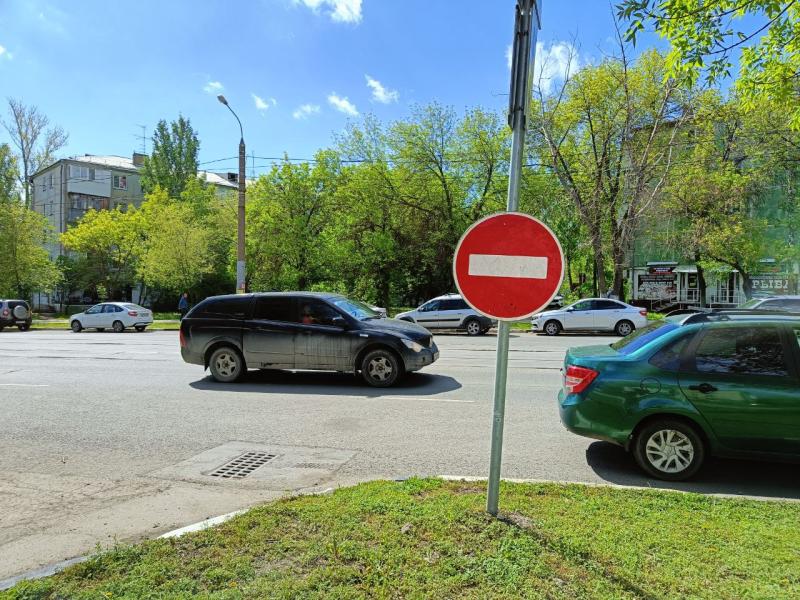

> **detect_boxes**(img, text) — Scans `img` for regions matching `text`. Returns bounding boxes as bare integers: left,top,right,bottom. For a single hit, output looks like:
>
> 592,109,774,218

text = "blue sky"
0,0,666,176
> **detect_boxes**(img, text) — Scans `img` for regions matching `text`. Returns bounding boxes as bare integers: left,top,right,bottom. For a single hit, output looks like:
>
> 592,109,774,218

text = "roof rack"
681,308,800,324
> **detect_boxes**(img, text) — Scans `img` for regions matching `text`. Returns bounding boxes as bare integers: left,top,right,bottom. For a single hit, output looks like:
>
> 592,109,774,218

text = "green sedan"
559,311,800,480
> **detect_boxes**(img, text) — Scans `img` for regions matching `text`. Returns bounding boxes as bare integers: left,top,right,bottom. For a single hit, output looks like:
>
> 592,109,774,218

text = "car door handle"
688,383,718,394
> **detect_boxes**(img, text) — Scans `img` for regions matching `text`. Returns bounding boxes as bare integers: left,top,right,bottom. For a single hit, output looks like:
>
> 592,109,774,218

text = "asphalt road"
2,329,798,580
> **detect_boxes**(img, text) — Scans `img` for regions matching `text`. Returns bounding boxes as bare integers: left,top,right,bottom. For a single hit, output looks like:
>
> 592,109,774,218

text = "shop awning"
675,265,697,273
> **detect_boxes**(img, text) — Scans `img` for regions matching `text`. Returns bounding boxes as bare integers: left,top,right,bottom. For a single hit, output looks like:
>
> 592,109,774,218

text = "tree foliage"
618,0,800,128
140,116,201,197
0,202,61,298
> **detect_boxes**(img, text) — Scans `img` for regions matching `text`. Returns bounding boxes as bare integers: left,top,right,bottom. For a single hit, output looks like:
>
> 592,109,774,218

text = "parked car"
70,302,153,333
0,299,32,331
739,295,800,312
395,294,493,336
532,298,648,336
558,310,800,481
179,292,439,387
369,305,388,318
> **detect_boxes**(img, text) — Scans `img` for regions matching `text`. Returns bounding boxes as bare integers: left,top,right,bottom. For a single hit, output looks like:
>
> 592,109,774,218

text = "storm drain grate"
208,452,277,479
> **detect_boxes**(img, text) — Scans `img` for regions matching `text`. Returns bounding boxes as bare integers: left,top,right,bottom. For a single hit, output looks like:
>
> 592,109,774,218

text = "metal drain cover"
208,452,277,479
150,442,357,490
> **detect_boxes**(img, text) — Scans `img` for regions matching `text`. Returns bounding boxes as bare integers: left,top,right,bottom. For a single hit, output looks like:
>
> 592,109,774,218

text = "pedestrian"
178,292,190,320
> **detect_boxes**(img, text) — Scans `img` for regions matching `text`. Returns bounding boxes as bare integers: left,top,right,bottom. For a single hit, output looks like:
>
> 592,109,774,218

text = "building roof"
32,154,239,189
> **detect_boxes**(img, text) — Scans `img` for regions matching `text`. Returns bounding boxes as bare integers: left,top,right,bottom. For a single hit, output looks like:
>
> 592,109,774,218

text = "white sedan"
70,302,154,333
532,298,648,336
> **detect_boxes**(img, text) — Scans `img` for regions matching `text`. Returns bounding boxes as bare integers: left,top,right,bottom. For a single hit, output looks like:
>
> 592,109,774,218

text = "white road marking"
0,383,49,387
468,254,548,279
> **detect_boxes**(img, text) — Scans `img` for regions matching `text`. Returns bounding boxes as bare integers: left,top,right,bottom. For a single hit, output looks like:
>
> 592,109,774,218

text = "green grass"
30,322,179,331
5,479,799,599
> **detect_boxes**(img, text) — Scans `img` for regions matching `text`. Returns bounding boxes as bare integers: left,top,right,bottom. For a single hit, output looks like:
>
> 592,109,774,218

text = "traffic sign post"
455,0,544,517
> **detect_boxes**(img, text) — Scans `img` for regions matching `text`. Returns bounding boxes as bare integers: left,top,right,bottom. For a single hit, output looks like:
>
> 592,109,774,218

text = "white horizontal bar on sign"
468,254,548,279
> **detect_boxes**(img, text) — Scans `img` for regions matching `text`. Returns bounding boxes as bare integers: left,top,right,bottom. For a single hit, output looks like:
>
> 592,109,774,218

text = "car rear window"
611,320,678,355
194,296,252,319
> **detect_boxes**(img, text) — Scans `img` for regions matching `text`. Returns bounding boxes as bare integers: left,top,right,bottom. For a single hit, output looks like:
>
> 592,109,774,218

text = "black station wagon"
179,292,439,387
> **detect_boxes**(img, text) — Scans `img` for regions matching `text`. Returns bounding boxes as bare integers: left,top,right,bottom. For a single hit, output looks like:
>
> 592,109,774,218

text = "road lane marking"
468,254,547,278
0,383,49,387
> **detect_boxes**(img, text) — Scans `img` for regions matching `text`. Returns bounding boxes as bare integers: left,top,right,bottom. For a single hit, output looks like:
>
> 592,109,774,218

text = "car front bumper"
401,341,439,372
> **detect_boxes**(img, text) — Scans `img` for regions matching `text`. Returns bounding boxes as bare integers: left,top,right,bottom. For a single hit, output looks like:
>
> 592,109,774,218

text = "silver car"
532,298,648,336
70,302,154,333
739,295,800,312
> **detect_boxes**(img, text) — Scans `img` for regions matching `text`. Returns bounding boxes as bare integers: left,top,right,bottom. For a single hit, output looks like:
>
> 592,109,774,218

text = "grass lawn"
5,479,798,599
31,322,179,331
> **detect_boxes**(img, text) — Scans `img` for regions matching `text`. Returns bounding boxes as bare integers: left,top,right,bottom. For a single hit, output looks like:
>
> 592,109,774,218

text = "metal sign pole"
487,0,541,516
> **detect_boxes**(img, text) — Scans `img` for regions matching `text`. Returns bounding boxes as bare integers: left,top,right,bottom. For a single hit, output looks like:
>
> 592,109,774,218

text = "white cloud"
0,44,12,60
204,80,224,94
365,75,398,104
252,93,277,111
327,93,358,116
534,41,579,95
293,103,321,119
294,0,362,24
505,44,512,70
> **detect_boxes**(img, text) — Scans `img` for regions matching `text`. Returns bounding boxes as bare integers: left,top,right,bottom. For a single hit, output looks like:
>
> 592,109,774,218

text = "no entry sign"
453,212,564,321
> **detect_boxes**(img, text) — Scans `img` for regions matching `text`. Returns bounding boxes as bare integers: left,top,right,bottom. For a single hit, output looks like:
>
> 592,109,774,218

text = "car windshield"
331,297,379,320
610,320,678,355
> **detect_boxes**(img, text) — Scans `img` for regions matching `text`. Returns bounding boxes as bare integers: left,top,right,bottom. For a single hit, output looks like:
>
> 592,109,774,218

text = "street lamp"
217,94,247,294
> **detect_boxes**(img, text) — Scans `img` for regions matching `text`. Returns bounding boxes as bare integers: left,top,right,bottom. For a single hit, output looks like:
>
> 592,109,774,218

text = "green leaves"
0,202,61,298
140,116,201,197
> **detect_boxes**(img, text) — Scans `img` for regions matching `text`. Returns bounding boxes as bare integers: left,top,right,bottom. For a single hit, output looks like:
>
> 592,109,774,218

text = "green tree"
136,190,214,295
0,143,19,203
619,0,800,128
1,98,68,206
0,203,61,298
61,207,143,300
140,116,201,197
530,49,689,298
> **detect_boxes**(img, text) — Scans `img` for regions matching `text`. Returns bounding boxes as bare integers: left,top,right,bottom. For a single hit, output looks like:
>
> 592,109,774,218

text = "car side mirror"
331,316,347,329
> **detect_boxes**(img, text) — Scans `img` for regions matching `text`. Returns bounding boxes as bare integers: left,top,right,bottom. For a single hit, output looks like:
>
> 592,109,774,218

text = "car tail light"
179,329,187,348
1,309,8,317
128,310,138,316
564,365,599,394
639,309,648,317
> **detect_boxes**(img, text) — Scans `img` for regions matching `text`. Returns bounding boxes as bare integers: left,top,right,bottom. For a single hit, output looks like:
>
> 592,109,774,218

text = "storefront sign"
751,273,791,295
638,273,677,301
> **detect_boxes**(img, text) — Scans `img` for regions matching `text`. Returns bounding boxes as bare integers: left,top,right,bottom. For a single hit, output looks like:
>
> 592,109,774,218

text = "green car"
559,311,800,480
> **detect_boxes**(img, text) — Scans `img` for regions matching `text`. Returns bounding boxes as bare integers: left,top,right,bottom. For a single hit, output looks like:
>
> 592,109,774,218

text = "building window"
70,165,89,180
48,173,54,189
89,169,95,181
113,175,127,190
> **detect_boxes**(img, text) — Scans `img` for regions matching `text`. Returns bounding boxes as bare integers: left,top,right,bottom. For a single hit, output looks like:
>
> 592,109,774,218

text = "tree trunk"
695,254,707,307
565,255,574,292
740,272,753,301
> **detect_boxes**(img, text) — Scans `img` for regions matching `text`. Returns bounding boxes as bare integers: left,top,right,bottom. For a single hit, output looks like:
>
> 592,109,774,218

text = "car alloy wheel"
361,349,400,387
465,320,482,336
633,419,705,481
71,320,82,333
615,320,634,336
113,320,125,333
209,347,244,383
544,320,561,336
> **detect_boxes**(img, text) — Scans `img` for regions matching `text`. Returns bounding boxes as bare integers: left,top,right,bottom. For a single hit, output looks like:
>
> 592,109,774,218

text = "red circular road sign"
453,212,564,321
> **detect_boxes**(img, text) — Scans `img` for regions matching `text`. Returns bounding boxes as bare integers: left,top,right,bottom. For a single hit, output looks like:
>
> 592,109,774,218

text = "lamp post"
217,95,247,294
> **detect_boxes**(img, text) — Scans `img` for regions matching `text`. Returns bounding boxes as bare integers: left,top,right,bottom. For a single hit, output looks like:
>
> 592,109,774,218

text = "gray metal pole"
237,137,246,294
487,0,540,517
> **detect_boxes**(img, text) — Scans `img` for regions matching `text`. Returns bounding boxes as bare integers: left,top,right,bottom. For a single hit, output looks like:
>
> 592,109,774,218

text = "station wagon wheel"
615,320,634,337
361,349,401,387
71,320,82,333
465,319,482,336
633,419,705,481
544,320,561,336
209,347,245,383
112,320,125,333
